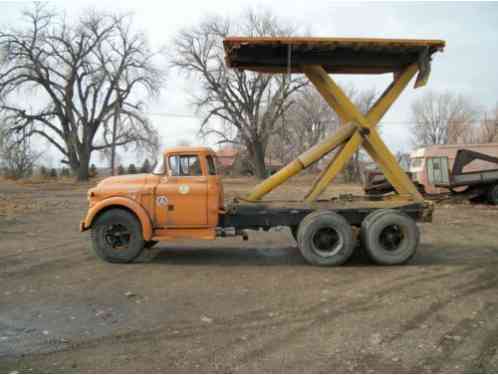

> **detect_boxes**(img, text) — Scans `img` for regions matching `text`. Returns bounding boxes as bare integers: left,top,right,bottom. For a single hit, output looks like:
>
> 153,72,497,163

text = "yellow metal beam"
303,64,423,202
245,123,355,201
304,133,363,203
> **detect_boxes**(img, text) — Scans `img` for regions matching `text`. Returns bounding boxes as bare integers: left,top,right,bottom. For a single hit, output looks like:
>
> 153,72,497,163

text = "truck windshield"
169,155,202,176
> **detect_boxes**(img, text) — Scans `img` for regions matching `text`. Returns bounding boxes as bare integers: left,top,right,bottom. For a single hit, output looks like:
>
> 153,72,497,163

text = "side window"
168,155,202,176
427,157,449,185
206,155,217,176
168,155,180,176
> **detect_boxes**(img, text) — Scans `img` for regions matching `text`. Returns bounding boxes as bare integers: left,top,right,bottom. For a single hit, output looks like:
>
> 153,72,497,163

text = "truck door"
154,154,208,227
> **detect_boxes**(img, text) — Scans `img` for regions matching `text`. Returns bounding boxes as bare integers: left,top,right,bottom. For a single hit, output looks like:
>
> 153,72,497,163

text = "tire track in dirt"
3,251,494,368
214,264,487,367
384,267,498,345
414,301,498,372
378,268,498,372
469,324,498,373
1,263,467,363
0,246,88,279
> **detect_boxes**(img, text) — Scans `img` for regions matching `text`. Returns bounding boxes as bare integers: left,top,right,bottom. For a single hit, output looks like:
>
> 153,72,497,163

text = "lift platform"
220,37,445,265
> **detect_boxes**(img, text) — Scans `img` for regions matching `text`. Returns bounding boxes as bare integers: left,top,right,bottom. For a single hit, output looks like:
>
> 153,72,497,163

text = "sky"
1,1,497,167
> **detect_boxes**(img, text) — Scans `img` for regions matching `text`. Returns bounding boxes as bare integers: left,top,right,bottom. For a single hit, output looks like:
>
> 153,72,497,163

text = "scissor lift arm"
224,37,445,204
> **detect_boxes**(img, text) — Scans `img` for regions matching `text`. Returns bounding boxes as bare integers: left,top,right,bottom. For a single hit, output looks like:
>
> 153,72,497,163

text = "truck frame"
81,36,445,266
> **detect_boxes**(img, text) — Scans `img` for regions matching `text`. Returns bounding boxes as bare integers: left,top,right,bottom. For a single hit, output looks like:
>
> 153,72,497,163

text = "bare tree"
410,91,478,147
280,86,340,164
476,104,498,143
395,151,411,170
344,88,378,182
0,127,39,179
171,10,306,179
273,83,377,181
0,4,163,180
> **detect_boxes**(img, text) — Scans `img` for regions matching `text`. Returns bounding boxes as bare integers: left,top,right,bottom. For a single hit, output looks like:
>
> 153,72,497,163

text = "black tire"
360,210,419,265
297,211,354,266
361,209,397,230
144,240,158,249
91,209,145,263
487,184,498,205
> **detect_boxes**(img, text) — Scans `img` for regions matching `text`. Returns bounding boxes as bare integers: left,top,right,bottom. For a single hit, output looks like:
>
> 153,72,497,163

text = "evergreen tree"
89,164,98,177
61,167,70,177
40,165,48,177
128,163,137,174
49,168,57,178
117,165,125,175
140,158,151,173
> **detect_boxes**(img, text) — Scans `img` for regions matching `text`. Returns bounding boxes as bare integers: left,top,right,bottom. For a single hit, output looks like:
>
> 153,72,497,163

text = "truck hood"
95,174,150,192
97,173,149,186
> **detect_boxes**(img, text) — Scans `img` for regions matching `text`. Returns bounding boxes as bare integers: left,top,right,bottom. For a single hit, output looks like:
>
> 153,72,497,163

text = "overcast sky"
1,1,497,167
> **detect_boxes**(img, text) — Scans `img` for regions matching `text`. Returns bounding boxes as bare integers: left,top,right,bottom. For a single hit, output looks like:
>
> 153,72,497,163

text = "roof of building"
216,146,240,158
223,36,445,74
164,146,215,154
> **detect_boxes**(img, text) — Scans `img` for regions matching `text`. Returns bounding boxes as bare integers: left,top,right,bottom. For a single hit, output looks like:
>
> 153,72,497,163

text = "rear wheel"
487,184,498,205
297,211,354,266
91,209,145,263
361,210,419,265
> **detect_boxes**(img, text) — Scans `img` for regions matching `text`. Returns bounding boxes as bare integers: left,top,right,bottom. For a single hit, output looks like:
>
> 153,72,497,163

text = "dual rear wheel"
295,209,419,266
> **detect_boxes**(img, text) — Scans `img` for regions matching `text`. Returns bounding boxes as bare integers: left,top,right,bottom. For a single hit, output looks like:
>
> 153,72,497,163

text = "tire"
361,209,397,230
487,184,498,205
91,209,145,263
360,210,419,265
144,240,158,249
297,211,354,266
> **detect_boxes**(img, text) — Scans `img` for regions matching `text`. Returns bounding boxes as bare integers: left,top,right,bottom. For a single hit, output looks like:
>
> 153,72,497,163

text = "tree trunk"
76,150,90,181
251,142,267,180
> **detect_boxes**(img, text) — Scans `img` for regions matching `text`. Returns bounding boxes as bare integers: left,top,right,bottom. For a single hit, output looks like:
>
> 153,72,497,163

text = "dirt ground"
1,176,498,373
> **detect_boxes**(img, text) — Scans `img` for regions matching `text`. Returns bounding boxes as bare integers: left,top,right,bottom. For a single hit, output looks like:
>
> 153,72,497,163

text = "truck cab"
151,147,223,230
80,147,224,262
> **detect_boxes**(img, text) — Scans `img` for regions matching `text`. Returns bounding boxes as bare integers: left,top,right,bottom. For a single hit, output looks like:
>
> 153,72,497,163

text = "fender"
81,196,153,240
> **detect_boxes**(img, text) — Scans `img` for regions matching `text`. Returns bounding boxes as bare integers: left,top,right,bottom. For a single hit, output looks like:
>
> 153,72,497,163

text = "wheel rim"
311,227,343,257
379,224,404,251
103,223,131,250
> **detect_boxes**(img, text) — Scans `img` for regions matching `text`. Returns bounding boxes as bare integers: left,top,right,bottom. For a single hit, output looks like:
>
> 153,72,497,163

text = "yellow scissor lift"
221,37,445,266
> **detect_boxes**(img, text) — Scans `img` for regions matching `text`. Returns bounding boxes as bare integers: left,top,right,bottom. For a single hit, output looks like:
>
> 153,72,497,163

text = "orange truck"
81,36,445,266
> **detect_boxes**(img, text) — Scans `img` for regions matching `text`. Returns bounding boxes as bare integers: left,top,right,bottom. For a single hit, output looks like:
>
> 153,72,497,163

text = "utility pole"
110,89,121,175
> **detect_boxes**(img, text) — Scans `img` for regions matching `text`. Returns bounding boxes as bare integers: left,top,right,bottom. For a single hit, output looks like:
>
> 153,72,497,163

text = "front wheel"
91,209,145,263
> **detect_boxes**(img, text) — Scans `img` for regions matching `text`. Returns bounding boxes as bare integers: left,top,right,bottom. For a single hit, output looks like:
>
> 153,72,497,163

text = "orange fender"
81,196,153,240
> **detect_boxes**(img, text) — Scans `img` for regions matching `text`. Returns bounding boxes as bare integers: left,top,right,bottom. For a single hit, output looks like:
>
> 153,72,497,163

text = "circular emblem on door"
156,196,168,206
178,184,190,194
